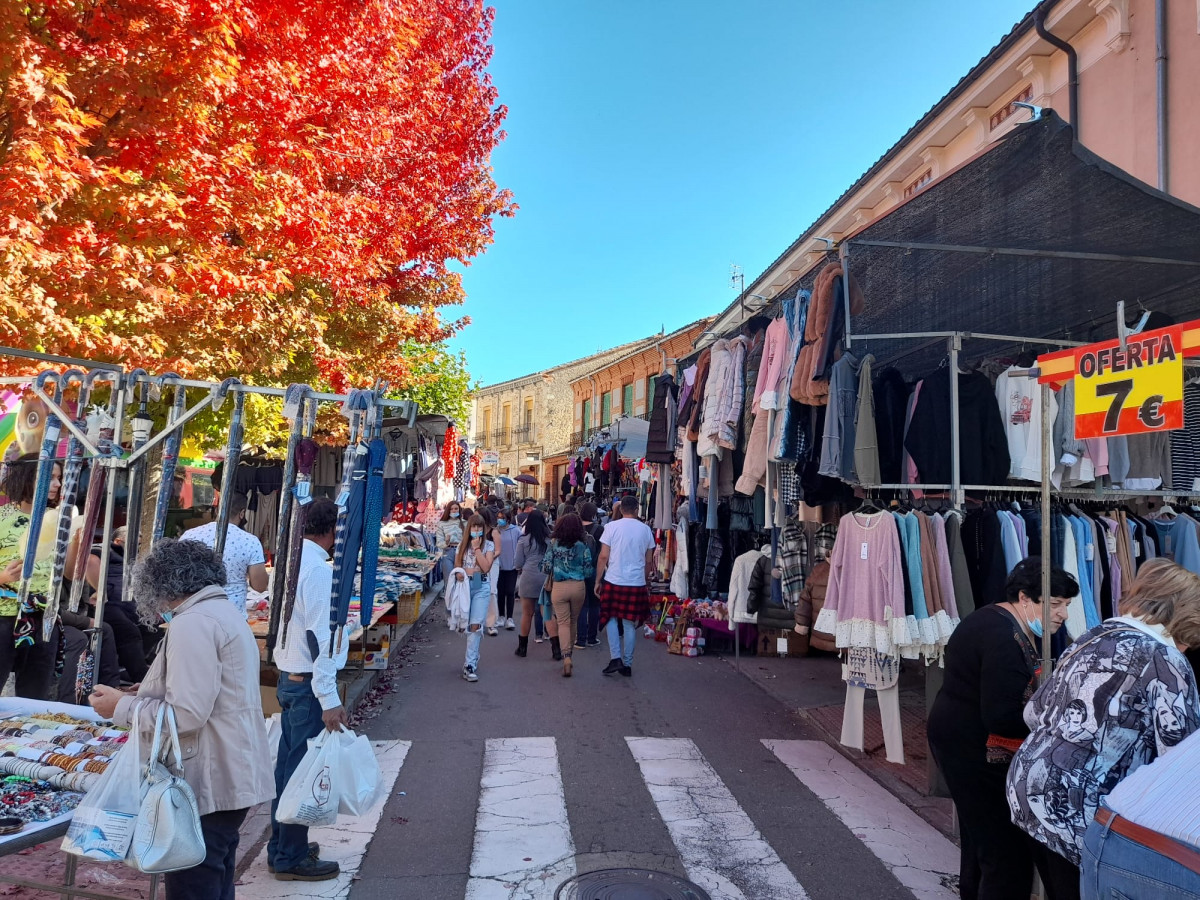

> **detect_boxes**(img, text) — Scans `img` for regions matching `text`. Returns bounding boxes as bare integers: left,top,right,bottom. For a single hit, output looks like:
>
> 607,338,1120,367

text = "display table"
697,617,758,652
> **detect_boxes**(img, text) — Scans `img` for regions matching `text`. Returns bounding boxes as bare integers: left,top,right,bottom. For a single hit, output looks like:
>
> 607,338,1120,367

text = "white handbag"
127,704,206,874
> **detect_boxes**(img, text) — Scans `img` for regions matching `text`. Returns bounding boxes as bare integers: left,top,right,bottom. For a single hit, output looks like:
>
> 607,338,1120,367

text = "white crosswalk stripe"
466,737,577,900
764,739,959,900
626,736,811,900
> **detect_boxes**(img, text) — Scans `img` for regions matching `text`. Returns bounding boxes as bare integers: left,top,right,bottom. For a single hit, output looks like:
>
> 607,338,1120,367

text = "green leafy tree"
392,342,476,426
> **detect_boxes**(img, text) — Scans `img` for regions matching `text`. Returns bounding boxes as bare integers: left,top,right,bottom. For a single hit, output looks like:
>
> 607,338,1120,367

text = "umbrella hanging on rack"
40,370,88,641
267,385,314,661
149,374,186,545
212,379,245,558
278,432,320,651
329,389,372,652
119,370,152,605
68,377,122,614
16,372,67,620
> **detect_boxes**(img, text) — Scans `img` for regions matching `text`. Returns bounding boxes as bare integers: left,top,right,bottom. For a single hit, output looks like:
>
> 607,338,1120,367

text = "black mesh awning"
845,112,1200,348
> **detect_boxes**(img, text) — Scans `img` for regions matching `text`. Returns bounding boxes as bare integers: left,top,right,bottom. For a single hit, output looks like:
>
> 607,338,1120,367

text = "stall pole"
948,333,964,508
1040,381,1054,681
840,243,853,349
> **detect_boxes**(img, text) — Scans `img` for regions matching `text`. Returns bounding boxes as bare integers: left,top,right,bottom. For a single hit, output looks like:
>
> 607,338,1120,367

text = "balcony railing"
512,423,538,445
492,429,510,448
473,431,489,447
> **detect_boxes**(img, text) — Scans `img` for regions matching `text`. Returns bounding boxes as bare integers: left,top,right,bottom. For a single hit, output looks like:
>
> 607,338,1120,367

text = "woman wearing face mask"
436,502,465,590
1007,558,1200,900
492,505,521,632
455,514,495,683
928,557,1078,900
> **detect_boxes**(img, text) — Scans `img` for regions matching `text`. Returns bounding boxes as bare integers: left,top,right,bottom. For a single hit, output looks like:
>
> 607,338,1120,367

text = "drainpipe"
1035,1,1079,136
1156,0,1169,192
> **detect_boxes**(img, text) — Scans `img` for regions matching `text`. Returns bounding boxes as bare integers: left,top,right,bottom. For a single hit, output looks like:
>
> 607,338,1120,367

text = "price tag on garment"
1133,540,1141,558
860,542,869,561
1086,542,1094,561
1039,322,1198,439
1105,532,1118,554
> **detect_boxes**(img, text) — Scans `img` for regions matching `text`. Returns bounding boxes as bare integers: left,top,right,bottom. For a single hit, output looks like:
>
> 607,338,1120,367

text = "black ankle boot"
515,636,528,658
550,637,562,661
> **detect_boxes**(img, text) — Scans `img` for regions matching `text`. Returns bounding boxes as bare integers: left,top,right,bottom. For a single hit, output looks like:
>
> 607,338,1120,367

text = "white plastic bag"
335,728,383,816
62,705,143,862
265,713,282,774
276,729,341,827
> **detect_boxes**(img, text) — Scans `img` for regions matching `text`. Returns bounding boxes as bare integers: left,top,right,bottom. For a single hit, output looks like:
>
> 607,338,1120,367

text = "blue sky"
451,0,1036,386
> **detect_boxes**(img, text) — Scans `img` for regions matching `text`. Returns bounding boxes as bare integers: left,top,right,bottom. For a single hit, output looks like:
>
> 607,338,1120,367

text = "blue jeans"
268,675,325,872
606,617,637,666
577,588,601,644
1081,811,1200,899
464,578,491,670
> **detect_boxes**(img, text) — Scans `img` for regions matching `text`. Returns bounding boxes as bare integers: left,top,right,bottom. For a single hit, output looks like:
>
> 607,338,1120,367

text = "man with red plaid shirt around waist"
595,495,656,677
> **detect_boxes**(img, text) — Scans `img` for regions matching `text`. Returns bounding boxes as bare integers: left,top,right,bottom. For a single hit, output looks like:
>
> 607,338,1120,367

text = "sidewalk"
722,651,956,840
0,588,441,900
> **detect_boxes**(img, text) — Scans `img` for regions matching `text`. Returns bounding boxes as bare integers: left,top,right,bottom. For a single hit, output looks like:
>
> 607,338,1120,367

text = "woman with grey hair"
90,538,274,900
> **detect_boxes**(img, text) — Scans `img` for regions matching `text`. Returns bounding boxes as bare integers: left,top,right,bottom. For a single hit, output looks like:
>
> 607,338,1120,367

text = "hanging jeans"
606,617,637,666
464,576,492,670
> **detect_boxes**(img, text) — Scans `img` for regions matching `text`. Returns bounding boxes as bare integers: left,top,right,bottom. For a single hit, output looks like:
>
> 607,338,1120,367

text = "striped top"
1106,725,1200,849
1170,381,1200,491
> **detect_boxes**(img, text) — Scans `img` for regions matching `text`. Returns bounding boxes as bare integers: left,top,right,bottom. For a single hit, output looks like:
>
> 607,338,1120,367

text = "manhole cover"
555,868,711,900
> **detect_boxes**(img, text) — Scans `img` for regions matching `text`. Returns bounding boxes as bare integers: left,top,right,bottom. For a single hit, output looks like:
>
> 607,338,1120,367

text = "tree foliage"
392,341,476,427
0,0,512,391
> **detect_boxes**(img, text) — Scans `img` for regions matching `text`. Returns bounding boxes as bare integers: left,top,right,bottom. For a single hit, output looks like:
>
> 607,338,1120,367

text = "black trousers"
102,600,150,681
930,743,1034,900
1030,840,1082,900
0,614,57,700
164,807,248,900
496,569,518,620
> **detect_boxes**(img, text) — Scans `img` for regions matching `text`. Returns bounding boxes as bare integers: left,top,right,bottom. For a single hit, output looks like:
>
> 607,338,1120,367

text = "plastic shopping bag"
276,730,341,827
334,728,383,816
62,706,143,862
265,713,282,774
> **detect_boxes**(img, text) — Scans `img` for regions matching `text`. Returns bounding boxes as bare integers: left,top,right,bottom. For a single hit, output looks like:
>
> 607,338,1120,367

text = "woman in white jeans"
455,514,494,682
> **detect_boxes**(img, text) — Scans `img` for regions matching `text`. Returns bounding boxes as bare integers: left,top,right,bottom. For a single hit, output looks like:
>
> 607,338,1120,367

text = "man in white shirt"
1082,727,1200,898
179,494,268,613
268,499,346,881
594,495,656,677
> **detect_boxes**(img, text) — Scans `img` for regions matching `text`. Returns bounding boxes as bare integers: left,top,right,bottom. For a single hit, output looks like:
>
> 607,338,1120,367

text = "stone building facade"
469,338,660,502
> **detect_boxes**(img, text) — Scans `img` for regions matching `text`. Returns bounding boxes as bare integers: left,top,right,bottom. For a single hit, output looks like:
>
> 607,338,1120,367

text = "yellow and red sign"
1038,321,1200,439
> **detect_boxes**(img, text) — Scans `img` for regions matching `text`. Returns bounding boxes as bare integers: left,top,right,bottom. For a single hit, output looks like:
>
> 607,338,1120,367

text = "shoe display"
602,658,622,676
462,665,478,682
273,858,340,882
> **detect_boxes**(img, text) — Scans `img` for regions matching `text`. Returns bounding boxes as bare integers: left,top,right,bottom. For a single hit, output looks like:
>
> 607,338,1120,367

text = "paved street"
296,610,963,900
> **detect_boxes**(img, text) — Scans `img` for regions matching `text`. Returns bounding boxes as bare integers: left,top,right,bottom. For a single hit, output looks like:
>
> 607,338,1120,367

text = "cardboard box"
259,667,348,715
348,636,391,670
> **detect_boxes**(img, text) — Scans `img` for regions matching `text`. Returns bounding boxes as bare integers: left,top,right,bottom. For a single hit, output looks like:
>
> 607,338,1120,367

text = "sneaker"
462,665,478,682
574,641,588,650
505,617,516,630
534,635,545,643
602,658,622,676
620,665,632,677
268,843,319,874
587,639,601,647
273,858,339,882
486,626,498,637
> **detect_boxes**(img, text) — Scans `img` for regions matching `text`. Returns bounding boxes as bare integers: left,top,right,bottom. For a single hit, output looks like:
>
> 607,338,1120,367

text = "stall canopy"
843,112,1200,355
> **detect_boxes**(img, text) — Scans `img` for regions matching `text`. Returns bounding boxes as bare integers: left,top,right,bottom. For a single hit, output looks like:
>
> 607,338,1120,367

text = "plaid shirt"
779,519,809,603
814,523,837,561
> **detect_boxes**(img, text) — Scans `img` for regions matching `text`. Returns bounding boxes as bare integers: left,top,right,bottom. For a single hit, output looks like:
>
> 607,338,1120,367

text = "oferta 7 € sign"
1037,322,1198,439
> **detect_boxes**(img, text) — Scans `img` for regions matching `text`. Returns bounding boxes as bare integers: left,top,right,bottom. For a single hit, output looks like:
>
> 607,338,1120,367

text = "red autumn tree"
0,0,511,390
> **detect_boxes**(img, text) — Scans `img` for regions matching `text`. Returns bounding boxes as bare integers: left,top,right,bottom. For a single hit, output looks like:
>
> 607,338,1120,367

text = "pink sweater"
814,511,908,656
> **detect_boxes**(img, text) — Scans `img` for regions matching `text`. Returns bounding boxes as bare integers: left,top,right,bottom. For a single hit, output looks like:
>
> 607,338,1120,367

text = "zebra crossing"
234,735,959,900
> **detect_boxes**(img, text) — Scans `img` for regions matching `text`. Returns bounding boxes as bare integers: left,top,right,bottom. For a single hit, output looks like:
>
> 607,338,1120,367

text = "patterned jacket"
1006,617,1200,864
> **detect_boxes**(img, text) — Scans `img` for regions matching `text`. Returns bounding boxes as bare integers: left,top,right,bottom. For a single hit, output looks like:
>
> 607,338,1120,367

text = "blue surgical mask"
1028,615,1044,638
471,530,483,539
161,611,173,624
450,511,460,519
497,519,507,527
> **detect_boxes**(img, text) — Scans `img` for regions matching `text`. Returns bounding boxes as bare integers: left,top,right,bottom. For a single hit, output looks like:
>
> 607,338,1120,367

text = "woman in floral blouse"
1007,559,1200,900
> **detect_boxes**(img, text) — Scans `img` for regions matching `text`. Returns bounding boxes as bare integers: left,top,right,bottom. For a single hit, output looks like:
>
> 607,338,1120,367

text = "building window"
990,84,1033,131
501,403,511,445
623,383,634,417
647,375,658,409
904,169,932,199
582,398,592,432
482,408,492,446
601,391,612,426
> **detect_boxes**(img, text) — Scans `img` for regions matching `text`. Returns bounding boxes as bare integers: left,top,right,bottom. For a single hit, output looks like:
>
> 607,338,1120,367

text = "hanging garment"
996,365,1058,482
790,263,865,406
729,548,770,624
905,366,1010,489
685,348,712,443
853,355,880,486
715,336,749,451
815,510,908,657
740,328,766,445
1126,432,1172,490
1052,380,1086,468
943,511,976,617
1171,381,1200,491
818,352,864,482
778,518,810,605
872,367,911,486
1149,514,1200,574
754,315,791,411
795,560,837,654
645,374,679,463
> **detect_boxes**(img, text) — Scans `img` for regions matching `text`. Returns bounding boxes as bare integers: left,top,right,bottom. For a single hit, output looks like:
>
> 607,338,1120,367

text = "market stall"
653,111,1200,785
